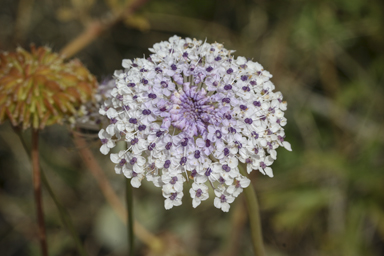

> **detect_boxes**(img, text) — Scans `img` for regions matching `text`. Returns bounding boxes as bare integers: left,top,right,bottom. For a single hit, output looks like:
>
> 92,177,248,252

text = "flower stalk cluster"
99,36,291,212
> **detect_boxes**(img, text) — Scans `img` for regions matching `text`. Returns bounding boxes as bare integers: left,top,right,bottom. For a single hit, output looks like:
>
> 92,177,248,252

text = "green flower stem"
15,130,88,256
31,129,48,256
239,163,266,256
126,179,134,255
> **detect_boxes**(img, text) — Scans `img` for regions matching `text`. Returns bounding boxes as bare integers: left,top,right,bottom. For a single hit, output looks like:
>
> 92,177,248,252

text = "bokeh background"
1,0,384,255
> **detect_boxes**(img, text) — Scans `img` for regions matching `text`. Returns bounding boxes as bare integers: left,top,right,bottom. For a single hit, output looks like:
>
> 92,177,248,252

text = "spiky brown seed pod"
0,46,97,129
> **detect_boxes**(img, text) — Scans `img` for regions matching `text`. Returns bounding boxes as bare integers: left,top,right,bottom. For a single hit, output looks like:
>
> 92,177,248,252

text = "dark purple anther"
140,68,144,72
224,114,231,120
224,148,230,156
240,64,247,69
235,141,243,149
142,109,151,115
171,64,177,71
170,176,178,184
116,95,123,101
215,56,222,61
219,177,225,184
278,135,284,143
222,164,230,172
110,118,117,124
240,105,247,111
226,68,233,74
222,98,230,103
229,127,236,133
123,105,130,111
195,189,203,197
129,118,137,124
191,169,197,177
268,107,275,113
205,168,212,176
251,131,259,139
148,93,157,99
165,142,172,150
160,107,167,112
215,130,222,139
161,81,168,88
210,48,215,51
180,157,187,166
132,63,138,67
132,171,138,177
277,119,281,124
206,66,213,72
183,52,188,58
250,81,256,85
155,67,162,73
241,75,248,81
267,142,273,149
245,118,253,124
235,180,241,188
267,129,272,135
131,138,138,145
133,95,138,100
257,71,261,75
254,148,259,154
220,194,227,203
101,138,108,144
260,162,266,169
242,86,250,92
119,159,126,166
194,150,201,159
156,131,164,137
128,83,135,87
138,125,146,131
213,81,218,87
163,160,171,169
205,139,211,147
170,192,177,200
148,143,156,151
181,138,188,147
224,84,232,90
261,116,266,121
253,101,261,107
246,158,252,164
142,79,148,85
129,157,137,165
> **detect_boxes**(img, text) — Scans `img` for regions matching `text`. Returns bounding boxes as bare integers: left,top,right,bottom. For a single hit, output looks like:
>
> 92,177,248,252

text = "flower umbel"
0,46,97,129
99,36,291,212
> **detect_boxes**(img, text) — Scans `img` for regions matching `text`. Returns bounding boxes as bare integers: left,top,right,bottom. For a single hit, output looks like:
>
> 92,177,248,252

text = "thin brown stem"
60,0,149,59
31,129,48,256
72,131,164,253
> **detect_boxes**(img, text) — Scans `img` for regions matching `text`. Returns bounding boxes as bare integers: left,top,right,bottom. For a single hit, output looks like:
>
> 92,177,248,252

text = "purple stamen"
130,157,137,165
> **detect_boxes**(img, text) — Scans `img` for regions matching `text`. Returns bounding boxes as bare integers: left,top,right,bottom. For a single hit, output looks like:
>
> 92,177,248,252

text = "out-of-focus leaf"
56,7,76,22
124,14,150,32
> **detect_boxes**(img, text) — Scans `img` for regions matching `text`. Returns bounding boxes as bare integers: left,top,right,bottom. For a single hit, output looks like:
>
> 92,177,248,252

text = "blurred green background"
0,0,383,255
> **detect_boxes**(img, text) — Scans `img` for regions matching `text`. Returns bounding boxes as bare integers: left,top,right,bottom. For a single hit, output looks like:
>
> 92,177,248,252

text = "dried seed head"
0,46,97,129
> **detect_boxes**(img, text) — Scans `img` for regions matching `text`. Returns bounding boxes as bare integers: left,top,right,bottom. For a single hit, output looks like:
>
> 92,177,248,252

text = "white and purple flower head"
98,35,291,212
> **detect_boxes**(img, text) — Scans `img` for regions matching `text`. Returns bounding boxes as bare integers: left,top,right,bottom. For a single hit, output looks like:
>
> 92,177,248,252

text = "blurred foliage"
0,0,383,255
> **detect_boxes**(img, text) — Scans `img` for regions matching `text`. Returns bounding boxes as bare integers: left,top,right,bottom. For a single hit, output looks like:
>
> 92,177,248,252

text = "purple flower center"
205,168,212,176
165,142,172,150
196,189,203,197
110,118,117,124
240,105,247,111
128,83,135,87
222,164,230,172
253,101,261,107
206,66,213,72
101,138,108,144
130,157,137,165
131,138,138,145
171,64,177,71
142,109,151,115
170,192,177,200
241,75,248,81
161,81,168,88
245,118,253,124
181,138,188,146
170,176,178,184
180,157,187,165
138,125,146,131
156,131,164,137
164,160,171,169
148,143,156,151
205,139,211,147
224,148,230,156
219,177,225,184
119,159,126,166
191,169,197,177
220,194,227,203
260,161,266,169
170,86,226,136
224,84,232,90
194,150,201,159
148,93,157,99
129,118,137,124
222,98,230,104
226,68,233,74
215,56,222,61
215,130,222,139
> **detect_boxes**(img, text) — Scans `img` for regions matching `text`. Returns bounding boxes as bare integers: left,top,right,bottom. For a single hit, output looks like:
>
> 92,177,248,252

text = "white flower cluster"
98,36,291,212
